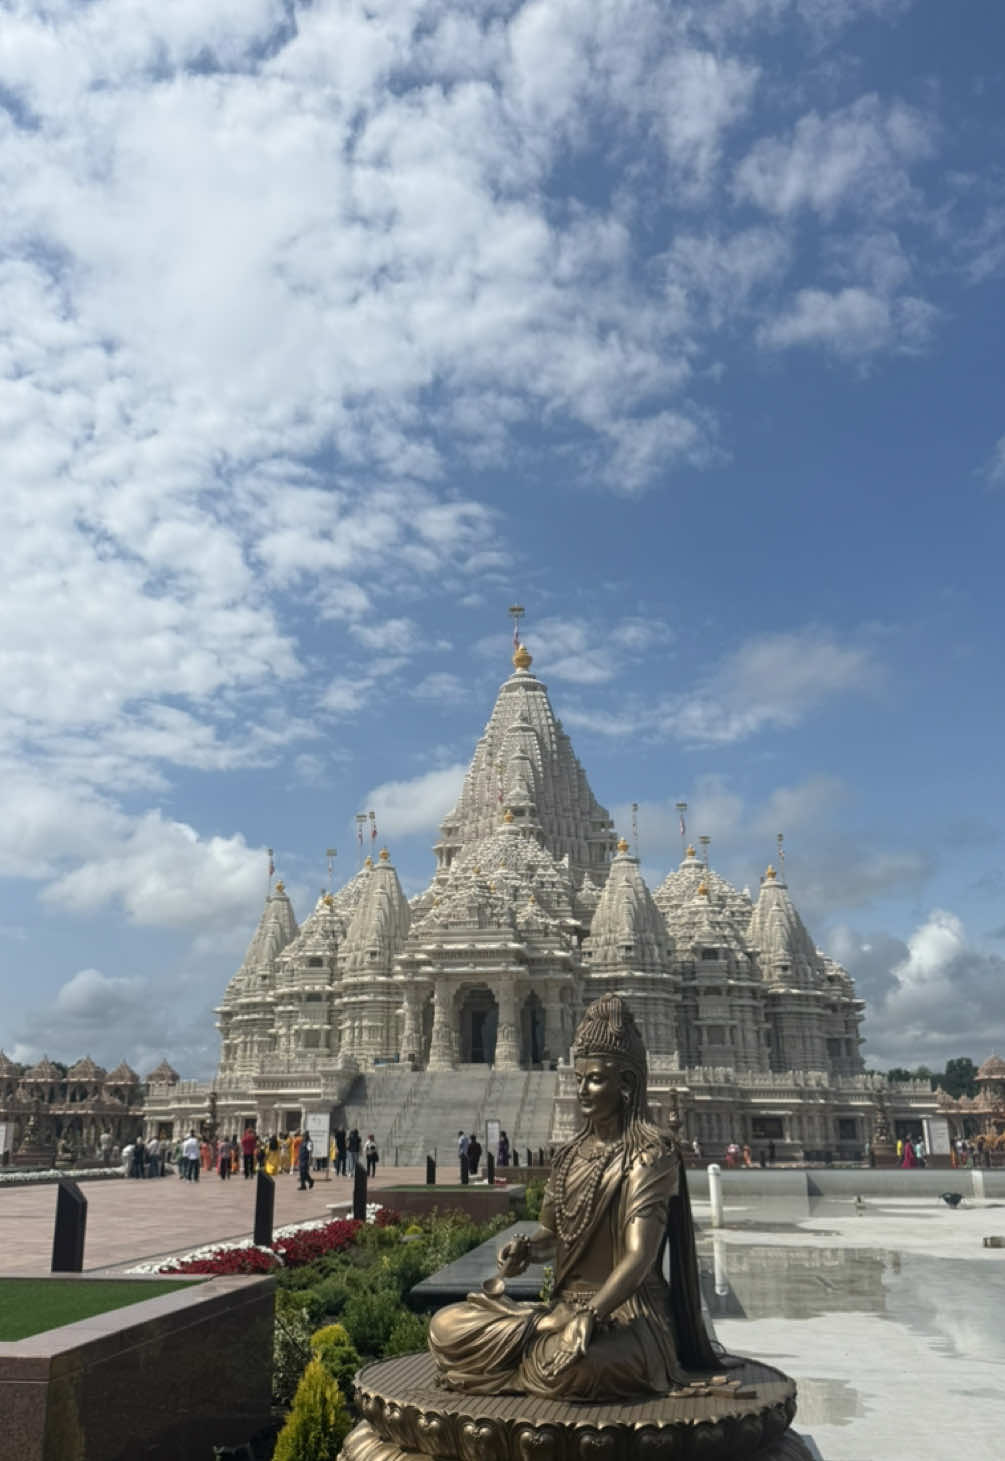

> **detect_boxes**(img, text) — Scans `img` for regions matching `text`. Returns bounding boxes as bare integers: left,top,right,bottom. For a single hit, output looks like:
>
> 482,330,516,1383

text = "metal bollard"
708,1162,724,1229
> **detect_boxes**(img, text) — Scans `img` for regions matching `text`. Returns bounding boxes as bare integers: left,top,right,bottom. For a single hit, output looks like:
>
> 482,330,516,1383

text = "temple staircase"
339,1067,559,1168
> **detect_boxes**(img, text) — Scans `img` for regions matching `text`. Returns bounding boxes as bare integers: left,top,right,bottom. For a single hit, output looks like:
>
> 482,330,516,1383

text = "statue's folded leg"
428,1292,541,1394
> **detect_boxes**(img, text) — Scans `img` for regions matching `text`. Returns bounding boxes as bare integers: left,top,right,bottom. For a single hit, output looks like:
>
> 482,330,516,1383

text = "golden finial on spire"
512,642,532,670
764,864,776,880
697,881,709,897
503,808,514,824
274,880,285,894
378,847,390,861
617,837,629,854
364,855,373,868
685,845,696,858
323,893,334,907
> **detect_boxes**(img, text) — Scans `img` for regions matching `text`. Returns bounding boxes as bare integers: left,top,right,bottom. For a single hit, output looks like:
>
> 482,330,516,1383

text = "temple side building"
141,639,940,1161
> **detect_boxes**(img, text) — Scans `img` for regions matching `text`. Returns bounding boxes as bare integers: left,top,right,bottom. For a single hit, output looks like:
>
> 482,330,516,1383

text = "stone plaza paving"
0,1165,428,1274
2,1170,1003,1459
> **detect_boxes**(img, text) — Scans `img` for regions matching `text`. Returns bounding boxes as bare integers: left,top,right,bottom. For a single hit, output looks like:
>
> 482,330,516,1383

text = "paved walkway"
0,1166,429,1274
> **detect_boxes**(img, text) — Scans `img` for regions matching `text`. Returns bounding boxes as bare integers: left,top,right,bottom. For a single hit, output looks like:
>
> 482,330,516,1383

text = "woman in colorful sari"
428,994,720,1401
901,1138,917,1168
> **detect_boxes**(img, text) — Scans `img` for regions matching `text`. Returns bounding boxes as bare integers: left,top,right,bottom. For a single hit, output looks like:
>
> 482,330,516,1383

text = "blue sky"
1,0,1003,1077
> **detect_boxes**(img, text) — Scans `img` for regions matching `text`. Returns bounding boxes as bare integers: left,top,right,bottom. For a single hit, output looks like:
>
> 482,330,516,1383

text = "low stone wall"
330,1184,526,1223
684,1167,1005,1201
0,1272,274,1461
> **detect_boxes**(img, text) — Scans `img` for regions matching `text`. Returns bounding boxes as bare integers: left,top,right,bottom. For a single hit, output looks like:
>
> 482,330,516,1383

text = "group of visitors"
457,1129,519,1172
897,1135,927,1168
953,1135,994,1168
121,1135,166,1177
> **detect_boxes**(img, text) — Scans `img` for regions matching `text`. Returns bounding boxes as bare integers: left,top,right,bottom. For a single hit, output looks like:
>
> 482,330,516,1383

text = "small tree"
310,1322,362,1398
272,1358,352,1461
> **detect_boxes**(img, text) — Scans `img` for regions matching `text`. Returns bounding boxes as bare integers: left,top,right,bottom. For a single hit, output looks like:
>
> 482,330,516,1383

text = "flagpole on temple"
675,801,687,858
699,834,710,869
508,603,525,655
267,847,274,896
326,847,337,893
777,832,785,875
355,814,367,866
631,802,640,860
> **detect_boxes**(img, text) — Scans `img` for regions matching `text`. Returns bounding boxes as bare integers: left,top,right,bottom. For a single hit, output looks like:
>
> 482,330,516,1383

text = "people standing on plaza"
467,1132,482,1176
298,1132,315,1190
742,1144,753,1168
768,1140,776,1165
334,1127,347,1176
497,1130,510,1167
182,1130,199,1181
347,1127,361,1175
691,1137,703,1160
241,1126,257,1179
279,1134,292,1173
900,1138,917,1168
364,1133,379,1178
130,1135,146,1178
896,1137,903,1160
218,1135,233,1179
725,1141,739,1168
200,1137,212,1173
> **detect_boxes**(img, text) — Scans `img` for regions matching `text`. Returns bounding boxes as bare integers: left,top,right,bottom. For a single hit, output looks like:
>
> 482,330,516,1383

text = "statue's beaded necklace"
552,1135,623,1247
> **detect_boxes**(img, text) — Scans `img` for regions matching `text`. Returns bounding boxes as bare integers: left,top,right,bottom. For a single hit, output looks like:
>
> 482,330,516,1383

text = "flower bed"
128,1203,398,1276
0,1166,124,1186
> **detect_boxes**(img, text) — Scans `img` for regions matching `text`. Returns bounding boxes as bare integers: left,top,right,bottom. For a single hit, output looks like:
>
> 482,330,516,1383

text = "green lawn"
0,1278,200,1341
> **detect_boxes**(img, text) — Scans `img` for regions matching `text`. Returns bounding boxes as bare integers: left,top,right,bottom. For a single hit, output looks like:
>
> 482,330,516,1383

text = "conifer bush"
271,1358,352,1461
310,1322,362,1400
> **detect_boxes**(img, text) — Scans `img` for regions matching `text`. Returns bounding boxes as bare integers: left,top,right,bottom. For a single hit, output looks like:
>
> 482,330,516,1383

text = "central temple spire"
433,621,617,884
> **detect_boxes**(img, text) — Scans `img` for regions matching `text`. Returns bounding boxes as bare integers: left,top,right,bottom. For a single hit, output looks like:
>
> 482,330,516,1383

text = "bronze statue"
429,994,721,1400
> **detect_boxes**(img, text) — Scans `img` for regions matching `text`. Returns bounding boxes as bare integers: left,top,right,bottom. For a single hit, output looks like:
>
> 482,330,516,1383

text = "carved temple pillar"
543,986,563,1064
428,982,456,1071
495,981,521,1071
399,988,423,1065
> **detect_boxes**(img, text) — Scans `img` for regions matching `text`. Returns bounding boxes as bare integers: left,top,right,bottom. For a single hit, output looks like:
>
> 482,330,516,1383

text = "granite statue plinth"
346,1351,800,1461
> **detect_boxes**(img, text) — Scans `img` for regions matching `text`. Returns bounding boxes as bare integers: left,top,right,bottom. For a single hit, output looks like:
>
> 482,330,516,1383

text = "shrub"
273,1296,315,1407
272,1358,352,1461
383,1309,429,1356
310,1322,362,1398
340,1286,403,1356
519,1179,546,1221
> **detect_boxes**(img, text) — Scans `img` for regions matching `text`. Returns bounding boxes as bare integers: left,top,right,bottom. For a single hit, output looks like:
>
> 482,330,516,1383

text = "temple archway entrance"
521,991,545,1067
458,986,498,1064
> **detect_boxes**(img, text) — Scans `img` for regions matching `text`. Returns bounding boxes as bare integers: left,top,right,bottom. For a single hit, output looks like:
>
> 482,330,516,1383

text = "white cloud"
40,812,268,930
758,286,937,356
477,615,673,684
831,911,1005,1067
364,762,467,839
734,94,935,219
411,672,468,703
984,435,1005,486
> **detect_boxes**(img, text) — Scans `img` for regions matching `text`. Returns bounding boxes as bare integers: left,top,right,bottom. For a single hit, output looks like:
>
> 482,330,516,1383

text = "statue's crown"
573,994,646,1074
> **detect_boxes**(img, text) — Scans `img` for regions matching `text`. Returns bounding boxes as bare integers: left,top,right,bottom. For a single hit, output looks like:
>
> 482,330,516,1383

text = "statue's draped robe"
428,1141,717,1400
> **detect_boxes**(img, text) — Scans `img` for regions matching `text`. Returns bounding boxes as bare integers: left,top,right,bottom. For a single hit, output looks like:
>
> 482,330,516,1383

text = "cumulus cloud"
566,625,879,746
734,94,935,219
364,762,467,840
829,912,1005,1067
758,286,938,356
477,615,674,685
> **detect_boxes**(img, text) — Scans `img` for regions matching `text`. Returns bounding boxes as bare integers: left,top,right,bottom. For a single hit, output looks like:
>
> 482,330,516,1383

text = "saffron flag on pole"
679,813,686,838
268,848,275,878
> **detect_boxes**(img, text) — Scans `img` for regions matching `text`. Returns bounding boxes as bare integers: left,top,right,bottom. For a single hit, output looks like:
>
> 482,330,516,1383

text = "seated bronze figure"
429,994,721,1401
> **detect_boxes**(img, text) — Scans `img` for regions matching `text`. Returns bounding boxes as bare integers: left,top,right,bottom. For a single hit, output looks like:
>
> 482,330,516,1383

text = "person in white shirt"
182,1131,200,1182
